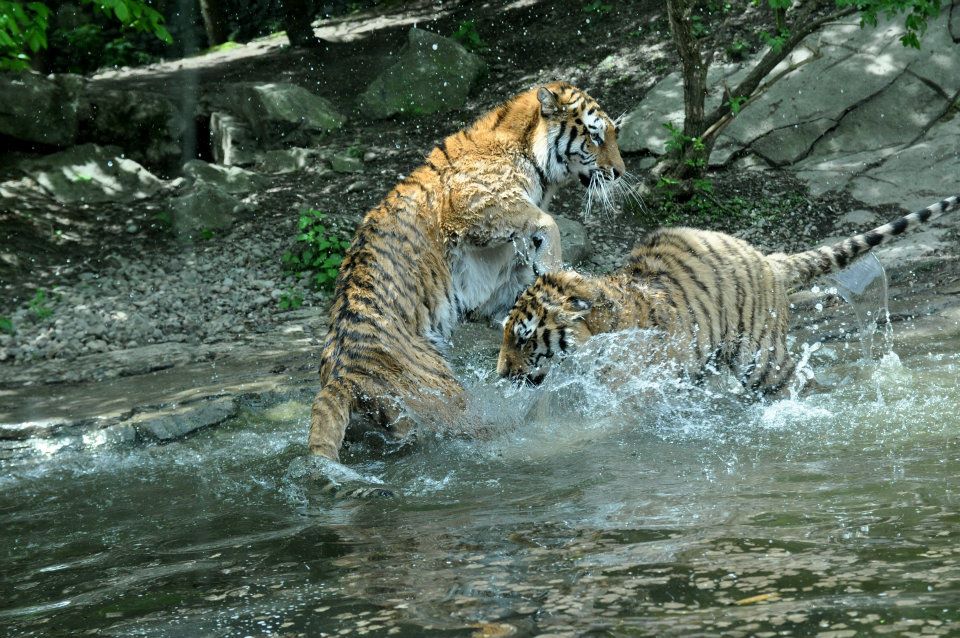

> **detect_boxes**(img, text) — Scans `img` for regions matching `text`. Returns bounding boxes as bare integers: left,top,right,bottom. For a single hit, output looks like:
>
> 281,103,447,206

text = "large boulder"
617,11,960,209
18,144,164,204
358,28,486,119
231,82,345,146
0,72,83,146
77,88,182,176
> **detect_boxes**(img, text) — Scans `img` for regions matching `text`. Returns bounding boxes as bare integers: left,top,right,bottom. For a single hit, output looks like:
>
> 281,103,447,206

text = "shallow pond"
3,328,960,637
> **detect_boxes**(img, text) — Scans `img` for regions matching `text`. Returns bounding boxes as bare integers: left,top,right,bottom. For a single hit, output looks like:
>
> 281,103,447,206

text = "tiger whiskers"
583,169,645,218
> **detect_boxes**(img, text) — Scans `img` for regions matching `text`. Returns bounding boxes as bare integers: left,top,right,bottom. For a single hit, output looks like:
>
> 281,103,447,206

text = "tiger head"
497,271,599,385
534,82,627,192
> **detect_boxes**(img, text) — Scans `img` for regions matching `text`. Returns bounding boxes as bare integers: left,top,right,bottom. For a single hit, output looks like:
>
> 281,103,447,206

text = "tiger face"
497,271,597,384
536,83,626,191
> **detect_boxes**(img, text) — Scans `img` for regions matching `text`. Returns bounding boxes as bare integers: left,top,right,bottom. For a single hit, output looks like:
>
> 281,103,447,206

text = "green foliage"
29,288,53,320
451,20,484,51
277,290,304,312
0,1,49,69
842,0,942,48
583,0,612,15
282,209,351,291
664,122,706,169
727,95,748,115
0,0,170,69
0,315,13,334
726,38,750,60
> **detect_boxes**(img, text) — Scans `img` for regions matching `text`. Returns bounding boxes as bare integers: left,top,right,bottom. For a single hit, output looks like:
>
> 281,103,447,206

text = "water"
3,333,960,637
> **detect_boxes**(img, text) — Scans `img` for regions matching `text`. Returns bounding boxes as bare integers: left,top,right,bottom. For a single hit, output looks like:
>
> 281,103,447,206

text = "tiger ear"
537,87,562,117
568,297,593,312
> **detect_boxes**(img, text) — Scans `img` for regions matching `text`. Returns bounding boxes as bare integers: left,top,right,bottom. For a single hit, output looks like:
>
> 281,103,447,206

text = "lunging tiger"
498,196,959,391
309,83,626,478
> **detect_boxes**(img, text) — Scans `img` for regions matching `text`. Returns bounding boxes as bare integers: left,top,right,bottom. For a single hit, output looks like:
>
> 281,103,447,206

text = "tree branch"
701,3,858,139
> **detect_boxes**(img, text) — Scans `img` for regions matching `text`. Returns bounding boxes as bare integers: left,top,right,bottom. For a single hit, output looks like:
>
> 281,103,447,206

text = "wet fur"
310,82,626,460
498,196,959,393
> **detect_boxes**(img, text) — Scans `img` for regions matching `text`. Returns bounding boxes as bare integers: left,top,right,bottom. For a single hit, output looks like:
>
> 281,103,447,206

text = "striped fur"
310,82,626,461
498,195,959,392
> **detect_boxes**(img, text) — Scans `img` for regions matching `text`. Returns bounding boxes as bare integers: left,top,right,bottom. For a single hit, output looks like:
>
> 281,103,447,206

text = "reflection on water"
2,333,960,637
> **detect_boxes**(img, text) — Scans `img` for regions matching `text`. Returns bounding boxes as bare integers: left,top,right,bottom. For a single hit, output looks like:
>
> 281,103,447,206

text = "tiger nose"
612,167,622,180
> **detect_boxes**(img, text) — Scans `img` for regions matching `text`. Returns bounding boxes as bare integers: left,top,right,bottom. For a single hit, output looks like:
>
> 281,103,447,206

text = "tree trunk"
198,0,230,46
665,0,708,179
282,0,323,48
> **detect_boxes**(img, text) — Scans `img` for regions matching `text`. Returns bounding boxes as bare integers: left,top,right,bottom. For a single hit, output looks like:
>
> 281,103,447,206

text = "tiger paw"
288,454,396,499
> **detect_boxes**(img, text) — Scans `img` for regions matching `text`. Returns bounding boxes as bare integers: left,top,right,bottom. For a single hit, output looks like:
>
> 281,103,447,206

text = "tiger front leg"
464,204,563,274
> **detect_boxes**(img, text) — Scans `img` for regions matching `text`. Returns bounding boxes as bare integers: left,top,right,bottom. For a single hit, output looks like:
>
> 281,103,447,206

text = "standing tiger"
309,83,626,472
498,196,959,391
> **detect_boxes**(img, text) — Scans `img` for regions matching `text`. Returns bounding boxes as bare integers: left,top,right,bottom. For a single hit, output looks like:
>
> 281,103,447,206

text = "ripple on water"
3,336,960,636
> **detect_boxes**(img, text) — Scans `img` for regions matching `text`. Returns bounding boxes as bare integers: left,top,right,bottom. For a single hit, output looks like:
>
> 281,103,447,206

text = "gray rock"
18,144,164,204
170,182,243,239
256,147,318,173
330,152,363,173
78,88,182,175
617,10,960,212
210,111,258,166
232,82,345,146
182,159,267,194
618,63,743,155
358,28,486,119
0,72,83,146
134,397,237,441
555,215,591,266
848,116,960,210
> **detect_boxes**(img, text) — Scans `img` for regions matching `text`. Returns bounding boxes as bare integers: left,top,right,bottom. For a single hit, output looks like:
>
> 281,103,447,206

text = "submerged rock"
18,143,164,204
358,28,486,119
0,72,83,146
133,397,237,441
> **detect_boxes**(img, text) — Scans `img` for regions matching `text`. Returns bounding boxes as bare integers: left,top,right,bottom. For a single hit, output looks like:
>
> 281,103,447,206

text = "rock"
231,82,345,146
617,10,960,210
77,88,182,175
358,28,486,119
210,111,258,166
182,159,267,194
0,72,83,146
18,144,164,204
618,63,743,155
169,182,243,239
555,215,591,266
330,152,363,173
134,397,237,441
848,116,960,210
256,148,319,173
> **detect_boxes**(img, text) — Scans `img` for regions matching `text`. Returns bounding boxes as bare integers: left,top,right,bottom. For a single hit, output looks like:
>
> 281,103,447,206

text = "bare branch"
701,4,858,138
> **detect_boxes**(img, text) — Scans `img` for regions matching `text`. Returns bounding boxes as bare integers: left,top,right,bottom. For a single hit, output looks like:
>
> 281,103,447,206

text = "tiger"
308,82,627,488
498,196,959,392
